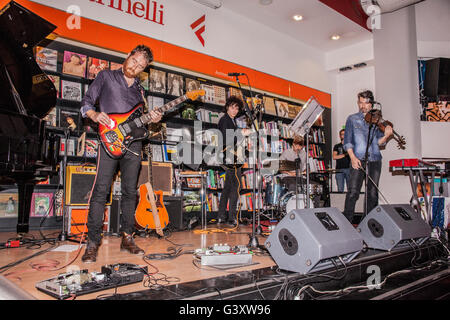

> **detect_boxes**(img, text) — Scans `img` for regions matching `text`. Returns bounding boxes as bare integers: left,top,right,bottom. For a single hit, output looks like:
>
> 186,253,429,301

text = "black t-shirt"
333,142,350,169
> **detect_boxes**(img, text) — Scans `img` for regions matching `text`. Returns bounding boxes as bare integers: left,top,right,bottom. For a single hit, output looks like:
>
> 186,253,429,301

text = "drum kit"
262,160,323,218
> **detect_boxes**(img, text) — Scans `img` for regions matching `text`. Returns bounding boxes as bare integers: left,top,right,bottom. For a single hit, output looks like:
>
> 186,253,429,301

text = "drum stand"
288,97,325,209
295,157,306,210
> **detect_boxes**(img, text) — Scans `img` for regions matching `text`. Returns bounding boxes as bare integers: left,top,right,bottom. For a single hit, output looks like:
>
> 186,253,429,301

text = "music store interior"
0,0,449,302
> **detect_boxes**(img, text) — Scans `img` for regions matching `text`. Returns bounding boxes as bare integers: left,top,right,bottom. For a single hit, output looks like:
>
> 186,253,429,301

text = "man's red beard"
122,59,139,78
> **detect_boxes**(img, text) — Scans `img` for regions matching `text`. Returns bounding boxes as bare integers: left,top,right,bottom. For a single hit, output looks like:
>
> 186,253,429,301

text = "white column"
373,6,421,204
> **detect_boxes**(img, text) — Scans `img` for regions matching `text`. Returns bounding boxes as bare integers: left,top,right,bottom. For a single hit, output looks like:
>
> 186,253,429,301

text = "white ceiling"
220,0,373,52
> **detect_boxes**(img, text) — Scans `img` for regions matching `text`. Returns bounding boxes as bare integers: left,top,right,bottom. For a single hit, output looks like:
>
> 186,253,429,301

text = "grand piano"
0,1,59,234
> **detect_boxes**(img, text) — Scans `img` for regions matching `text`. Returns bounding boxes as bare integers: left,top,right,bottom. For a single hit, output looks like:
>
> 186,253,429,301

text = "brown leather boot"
120,232,145,255
81,241,99,263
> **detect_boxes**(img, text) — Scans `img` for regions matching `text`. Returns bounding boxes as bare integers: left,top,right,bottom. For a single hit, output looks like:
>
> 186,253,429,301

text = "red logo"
191,15,206,46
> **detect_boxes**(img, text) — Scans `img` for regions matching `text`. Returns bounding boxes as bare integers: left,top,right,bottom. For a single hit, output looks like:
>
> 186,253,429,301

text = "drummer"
279,135,307,191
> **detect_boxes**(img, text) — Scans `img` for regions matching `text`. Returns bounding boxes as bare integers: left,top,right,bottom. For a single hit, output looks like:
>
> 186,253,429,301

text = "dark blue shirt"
80,69,143,117
343,111,385,161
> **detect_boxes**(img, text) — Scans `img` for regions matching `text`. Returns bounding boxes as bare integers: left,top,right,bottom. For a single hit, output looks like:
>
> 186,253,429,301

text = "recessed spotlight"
259,0,273,5
331,35,341,40
293,15,303,21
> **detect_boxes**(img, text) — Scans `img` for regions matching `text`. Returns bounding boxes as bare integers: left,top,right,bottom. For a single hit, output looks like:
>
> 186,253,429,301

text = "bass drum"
279,192,314,215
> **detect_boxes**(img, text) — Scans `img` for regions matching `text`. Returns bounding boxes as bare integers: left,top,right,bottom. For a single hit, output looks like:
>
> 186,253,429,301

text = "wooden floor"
0,225,275,300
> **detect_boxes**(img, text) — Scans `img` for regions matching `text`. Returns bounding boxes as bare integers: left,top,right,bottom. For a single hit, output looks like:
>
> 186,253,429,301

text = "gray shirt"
80,69,143,117
280,147,307,172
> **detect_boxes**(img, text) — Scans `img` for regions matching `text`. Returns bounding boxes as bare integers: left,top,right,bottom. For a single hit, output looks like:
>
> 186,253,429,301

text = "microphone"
228,72,246,77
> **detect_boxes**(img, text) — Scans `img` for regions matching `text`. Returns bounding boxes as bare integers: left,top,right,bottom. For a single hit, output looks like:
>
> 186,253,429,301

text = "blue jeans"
335,168,350,193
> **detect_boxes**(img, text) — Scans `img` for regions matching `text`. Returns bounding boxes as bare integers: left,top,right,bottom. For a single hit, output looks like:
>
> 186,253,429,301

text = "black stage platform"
101,240,449,300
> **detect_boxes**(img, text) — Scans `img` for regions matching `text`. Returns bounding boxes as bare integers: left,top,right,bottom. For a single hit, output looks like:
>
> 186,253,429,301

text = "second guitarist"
217,96,251,227
80,45,162,263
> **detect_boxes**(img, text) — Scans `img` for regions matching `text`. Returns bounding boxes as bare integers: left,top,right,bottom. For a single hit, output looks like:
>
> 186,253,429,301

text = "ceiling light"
259,0,273,5
331,35,341,40
292,15,303,21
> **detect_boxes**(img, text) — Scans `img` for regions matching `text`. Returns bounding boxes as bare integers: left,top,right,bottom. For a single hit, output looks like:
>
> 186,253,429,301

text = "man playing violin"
342,90,393,223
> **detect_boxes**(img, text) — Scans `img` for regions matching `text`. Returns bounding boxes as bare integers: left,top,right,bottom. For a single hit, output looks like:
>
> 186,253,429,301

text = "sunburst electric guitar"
98,90,205,159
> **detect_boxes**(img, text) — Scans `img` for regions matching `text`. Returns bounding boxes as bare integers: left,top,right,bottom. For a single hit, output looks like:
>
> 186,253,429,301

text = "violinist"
342,90,393,223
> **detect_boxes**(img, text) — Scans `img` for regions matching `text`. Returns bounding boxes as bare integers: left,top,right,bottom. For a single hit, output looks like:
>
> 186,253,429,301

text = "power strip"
194,244,253,266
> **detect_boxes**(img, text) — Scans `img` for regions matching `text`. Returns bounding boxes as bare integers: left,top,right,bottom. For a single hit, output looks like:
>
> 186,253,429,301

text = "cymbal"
262,159,297,171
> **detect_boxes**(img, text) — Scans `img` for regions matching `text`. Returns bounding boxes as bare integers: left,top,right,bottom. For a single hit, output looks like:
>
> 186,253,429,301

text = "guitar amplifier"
164,196,185,231
65,165,112,206
138,161,173,196
66,206,110,237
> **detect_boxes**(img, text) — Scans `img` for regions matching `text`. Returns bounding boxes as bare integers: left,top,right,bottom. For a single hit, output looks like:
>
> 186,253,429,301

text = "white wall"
325,40,374,72
30,0,330,94
421,122,450,158
373,6,422,205
416,0,450,59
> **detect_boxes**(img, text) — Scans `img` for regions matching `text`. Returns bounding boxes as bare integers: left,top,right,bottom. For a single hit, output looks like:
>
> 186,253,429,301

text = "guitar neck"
140,94,188,125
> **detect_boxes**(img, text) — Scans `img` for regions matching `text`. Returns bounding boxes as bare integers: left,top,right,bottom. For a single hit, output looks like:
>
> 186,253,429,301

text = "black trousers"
87,141,142,244
218,167,242,222
343,160,382,223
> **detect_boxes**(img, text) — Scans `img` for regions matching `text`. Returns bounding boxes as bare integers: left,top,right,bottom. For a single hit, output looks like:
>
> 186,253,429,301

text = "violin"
364,109,406,150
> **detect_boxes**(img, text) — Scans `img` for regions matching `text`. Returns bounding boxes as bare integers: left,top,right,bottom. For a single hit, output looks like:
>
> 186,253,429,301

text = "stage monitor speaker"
424,58,450,98
357,204,431,251
264,207,364,274
138,161,173,196
65,165,112,205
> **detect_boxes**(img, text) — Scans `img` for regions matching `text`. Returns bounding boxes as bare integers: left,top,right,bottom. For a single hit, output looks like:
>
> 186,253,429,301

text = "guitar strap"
145,182,164,237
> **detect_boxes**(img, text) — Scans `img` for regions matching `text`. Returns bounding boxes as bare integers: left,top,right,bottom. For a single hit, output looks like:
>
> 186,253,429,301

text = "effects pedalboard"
35,263,147,299
194,244,253,266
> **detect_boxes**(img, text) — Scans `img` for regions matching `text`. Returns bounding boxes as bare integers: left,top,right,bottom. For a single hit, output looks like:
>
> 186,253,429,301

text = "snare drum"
279,192,314,215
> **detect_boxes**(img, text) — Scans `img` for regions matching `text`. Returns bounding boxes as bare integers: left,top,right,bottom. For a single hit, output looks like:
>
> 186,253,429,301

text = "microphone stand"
233,75,260,249
305,123,311,208
255,101,264,235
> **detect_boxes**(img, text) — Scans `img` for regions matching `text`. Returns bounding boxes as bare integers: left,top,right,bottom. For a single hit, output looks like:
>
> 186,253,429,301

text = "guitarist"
79,45,162,263
217,96,251,227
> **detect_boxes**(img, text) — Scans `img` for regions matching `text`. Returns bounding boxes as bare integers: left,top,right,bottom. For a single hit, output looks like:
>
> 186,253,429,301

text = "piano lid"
0,1,57,118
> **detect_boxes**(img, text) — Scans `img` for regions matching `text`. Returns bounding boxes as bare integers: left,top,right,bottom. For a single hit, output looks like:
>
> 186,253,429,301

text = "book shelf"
0,38,332,231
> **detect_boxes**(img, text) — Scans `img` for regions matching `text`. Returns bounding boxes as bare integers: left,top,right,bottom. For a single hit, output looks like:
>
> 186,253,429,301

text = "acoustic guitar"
98,90,205,159
135,145,169,236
